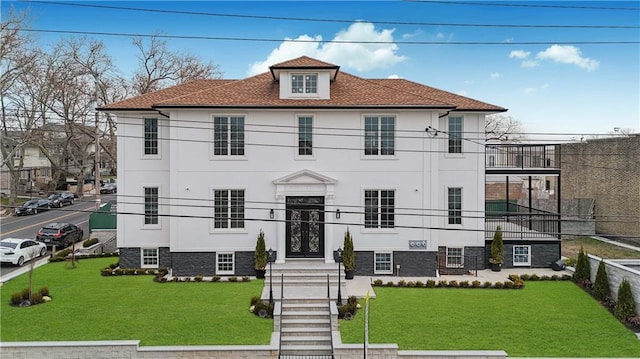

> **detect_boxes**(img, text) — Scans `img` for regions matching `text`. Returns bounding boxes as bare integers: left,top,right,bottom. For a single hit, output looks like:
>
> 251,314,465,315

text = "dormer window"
291,73,317,94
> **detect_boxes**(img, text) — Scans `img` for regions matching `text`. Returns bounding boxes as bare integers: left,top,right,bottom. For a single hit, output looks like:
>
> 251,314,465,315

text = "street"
0,194,115,278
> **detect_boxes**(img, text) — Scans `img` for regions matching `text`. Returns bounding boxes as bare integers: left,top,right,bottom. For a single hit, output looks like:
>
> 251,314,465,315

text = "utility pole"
94,88,101,210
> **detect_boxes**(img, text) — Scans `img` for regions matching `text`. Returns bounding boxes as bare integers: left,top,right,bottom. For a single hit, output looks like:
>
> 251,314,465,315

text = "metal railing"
486,144,559,169
327,274,334,359
437,255,479,276
278,273,284,357
486,205,560,239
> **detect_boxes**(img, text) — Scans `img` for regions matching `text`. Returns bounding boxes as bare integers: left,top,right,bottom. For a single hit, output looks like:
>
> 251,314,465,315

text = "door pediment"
273,169,337,185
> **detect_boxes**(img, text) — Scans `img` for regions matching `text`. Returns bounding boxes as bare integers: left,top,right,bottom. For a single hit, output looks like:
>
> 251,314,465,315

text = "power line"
5,203,639,238
23,0,640,29
13,28,640,46
406,0,640,11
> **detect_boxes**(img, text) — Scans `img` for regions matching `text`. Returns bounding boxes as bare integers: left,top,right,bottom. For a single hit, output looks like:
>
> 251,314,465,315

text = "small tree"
342,229,355,272
593,260,611,301
254,229,267,271
615,279,636,320
489,226,504,264
573,247,591,283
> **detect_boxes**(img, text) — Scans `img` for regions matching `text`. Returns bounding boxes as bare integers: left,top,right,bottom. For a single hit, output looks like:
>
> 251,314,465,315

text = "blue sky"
4,0,639,138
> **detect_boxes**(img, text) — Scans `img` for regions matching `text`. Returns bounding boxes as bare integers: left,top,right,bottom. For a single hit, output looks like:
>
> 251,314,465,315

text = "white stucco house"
99,56,512,276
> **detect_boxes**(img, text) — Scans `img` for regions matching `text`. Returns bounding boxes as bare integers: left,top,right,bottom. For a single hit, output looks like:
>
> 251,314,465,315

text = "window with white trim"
448,116,463,153
144,187,159,225
298,116,313,156
217,252,234,274
213,116,245,156
214,189,245,229
364,116,395,156
513,245,531,266
141,248,159,268
291,73,317,94
448,187,462,225
375,252,393,274
364,190,395,229
144,118,158,155
446,247,463,268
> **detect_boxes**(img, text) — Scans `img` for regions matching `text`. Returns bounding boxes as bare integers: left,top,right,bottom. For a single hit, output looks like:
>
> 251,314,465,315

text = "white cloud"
523,83,549,95
402,29,423,39
457,90,468,96
502,37,514,43
521,60,539,68
509,50,530,59
490,72,501,79
536,45,599,72
387,74,401,79
248,22,406,75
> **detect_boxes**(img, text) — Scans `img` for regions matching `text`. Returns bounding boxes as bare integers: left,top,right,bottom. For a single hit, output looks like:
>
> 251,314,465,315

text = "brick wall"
485,182,526,200
561,136,640,238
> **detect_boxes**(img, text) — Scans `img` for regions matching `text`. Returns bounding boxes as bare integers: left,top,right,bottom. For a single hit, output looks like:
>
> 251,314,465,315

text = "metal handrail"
278,273,284,357
327,274,335,358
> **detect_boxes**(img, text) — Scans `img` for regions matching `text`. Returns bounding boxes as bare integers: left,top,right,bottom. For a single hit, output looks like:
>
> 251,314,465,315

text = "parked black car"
48,191,75,207
36,222,84,248
14,198,51,216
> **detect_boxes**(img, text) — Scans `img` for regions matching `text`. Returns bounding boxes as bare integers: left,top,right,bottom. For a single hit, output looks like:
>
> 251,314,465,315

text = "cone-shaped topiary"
342,229,355,272
489,226,504,264
254,230,267,270
573,246,591,283
593,260,611,301
615,279,636,320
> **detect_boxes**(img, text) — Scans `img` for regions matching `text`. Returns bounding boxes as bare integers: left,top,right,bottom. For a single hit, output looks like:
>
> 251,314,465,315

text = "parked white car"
0,238,47,266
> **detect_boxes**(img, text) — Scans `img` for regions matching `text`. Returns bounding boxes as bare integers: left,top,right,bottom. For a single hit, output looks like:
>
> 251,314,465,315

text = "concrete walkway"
344,267,572,299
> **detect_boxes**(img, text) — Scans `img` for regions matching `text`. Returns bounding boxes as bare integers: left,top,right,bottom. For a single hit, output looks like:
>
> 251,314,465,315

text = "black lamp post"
336,247,343,306
268,248,274,304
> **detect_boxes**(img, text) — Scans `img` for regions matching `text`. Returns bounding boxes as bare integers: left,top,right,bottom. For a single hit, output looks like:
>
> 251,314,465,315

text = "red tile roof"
99,58,506,112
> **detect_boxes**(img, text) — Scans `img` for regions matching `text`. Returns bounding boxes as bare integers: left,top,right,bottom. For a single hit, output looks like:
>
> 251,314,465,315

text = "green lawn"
0,258,272,345
340,283,640,357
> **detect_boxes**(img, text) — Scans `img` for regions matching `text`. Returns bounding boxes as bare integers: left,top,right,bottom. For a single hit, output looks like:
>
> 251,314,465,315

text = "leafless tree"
485,114,523,142
131,36,223,95
0,9,38,205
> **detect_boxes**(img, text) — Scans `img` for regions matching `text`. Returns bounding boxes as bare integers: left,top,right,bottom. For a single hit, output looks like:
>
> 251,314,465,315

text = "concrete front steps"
261,259,347,300
279,298,333,357
261,260,340,357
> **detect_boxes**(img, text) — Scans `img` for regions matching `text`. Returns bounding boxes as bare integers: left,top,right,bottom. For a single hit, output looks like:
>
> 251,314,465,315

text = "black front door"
286,196,324,258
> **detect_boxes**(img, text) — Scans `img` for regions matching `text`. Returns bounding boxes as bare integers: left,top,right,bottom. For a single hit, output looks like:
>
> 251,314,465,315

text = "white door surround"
273,169,337,263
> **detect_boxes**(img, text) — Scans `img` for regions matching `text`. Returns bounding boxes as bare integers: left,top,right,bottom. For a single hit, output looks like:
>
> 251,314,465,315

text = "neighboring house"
561,135,640,240
100,56,559,277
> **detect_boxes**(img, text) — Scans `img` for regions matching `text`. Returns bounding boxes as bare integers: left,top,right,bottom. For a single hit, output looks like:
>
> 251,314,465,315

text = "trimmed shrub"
593,260,611,301
194,275,203,282
250,296,261,306
426,280,436,288
242,276,250,282
407,281,416,288
437,280,448,288
386,281,394,287
615,279,636,320
460,280,470,288
493,282,504,289
212,275,221,282
252,300,274,318
82,238,99,248
228,276,238,282
338,296,359,320
415,281,424,288
30,292,44,305
472,280,481,288
10,292,23,306
39,287,49,297
101,268,113,276
504,281,514,289
483,281,492,288
529,274,540,281
564,257,577,267
373,279,383,286
573,246,591,283
398,280,406,287
448,280,458,288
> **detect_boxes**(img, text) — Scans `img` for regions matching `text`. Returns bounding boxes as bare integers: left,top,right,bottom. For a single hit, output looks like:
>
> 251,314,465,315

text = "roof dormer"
270,56,339,100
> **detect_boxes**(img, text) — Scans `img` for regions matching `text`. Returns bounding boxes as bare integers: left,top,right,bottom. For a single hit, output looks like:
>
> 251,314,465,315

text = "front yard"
340,283,640,357
0,258,272,345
